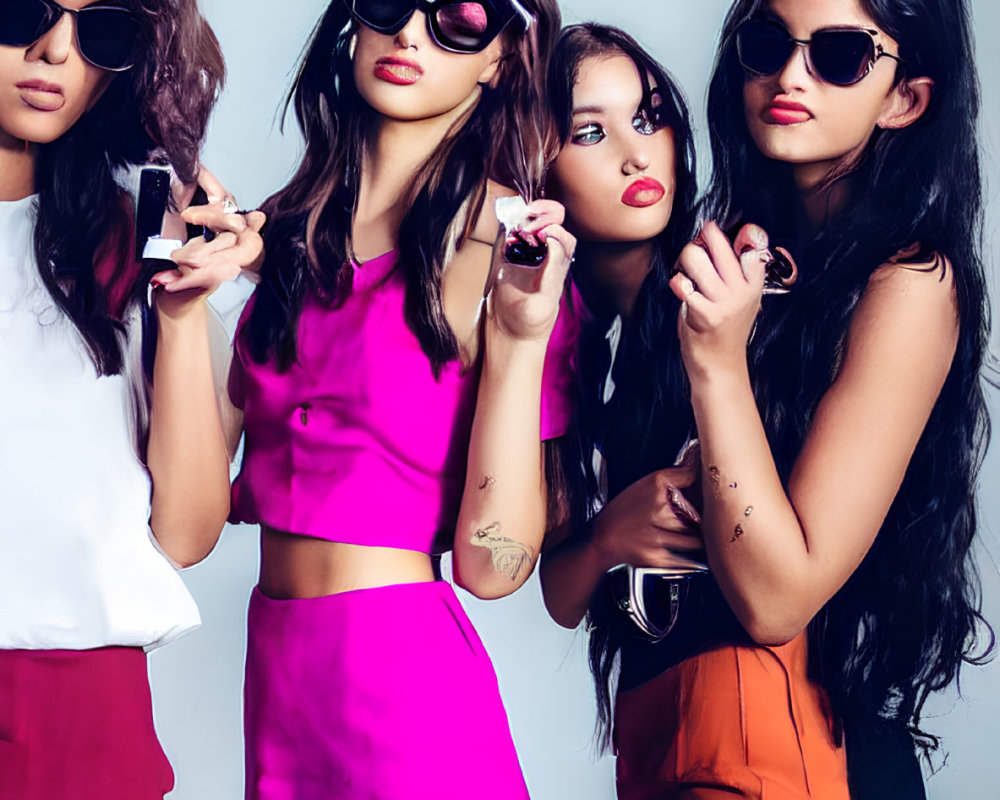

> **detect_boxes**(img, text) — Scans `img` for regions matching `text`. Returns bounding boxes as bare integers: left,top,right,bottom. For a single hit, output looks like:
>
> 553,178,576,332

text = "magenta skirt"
244,581,529,800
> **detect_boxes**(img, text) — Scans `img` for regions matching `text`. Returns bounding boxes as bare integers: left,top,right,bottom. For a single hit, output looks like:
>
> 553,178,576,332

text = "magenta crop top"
229,250,579,554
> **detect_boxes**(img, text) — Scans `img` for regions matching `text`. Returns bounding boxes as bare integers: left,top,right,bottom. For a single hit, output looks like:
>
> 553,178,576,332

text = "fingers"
644,549,710,572
733,223,769,289
537,224,575,291
518,199,566,234
699,220,745,286
159,263,241,293
181,205,251,235
674,239,725,301
195,165,229,204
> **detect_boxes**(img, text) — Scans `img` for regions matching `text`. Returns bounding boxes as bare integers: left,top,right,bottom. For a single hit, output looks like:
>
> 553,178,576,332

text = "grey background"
149,1,1000,797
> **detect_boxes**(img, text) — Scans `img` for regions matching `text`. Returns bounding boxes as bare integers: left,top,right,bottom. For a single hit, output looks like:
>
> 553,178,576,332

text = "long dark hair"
246,0,561,374
30,0,224,376
701,0,992,757
542,23,699,739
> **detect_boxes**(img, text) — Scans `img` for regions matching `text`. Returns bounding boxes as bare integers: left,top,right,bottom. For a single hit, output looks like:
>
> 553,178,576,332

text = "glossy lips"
764,99,811,125
374,57,423,85
621,177,666,208
16,80,65,112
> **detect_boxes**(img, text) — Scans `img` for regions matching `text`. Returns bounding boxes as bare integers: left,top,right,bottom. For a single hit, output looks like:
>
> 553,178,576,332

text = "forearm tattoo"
730,506,754,544
708,463,752,544
470,522,533,581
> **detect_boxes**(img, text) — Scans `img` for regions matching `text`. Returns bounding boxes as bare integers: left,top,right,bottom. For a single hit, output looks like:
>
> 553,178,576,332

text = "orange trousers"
614,632,849,800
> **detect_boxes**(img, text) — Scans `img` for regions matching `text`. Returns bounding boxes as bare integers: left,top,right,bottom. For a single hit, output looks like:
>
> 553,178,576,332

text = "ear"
477,41,506,87
877,76,933,130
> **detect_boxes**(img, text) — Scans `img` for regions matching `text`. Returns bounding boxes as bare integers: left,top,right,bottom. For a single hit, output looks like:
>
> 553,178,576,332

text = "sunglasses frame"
346,0,532,54
736,18,902,87
1,0,139,72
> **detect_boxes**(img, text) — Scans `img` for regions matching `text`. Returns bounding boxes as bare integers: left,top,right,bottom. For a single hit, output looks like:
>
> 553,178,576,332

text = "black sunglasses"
736,18,902,87
0,0,140,72
346,0,532,54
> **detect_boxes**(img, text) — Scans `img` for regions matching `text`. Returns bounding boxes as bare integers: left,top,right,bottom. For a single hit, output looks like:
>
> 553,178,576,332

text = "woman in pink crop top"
221,1,573,798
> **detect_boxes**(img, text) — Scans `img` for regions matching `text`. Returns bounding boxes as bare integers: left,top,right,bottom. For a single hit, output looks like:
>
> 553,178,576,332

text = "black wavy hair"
245,0,561,374
699,0,992,759
29,0,224,376
542,22,699,738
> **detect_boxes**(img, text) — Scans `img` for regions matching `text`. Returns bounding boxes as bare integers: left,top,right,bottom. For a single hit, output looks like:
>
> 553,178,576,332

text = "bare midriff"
258,526,438,599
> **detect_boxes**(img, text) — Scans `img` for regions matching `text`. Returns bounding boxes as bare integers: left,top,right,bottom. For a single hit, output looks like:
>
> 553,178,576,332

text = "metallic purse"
610,563,708,641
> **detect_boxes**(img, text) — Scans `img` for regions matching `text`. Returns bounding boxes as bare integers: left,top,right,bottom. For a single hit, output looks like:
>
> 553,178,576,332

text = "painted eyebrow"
571,105,606,116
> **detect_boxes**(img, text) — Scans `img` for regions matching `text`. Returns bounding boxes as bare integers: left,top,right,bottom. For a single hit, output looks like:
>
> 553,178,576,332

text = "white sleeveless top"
0,195,200,651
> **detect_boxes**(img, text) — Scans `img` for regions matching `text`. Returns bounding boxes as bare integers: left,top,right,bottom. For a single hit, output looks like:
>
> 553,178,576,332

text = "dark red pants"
0,647,174,800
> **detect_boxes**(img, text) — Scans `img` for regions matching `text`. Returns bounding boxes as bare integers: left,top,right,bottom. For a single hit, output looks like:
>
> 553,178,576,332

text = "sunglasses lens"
0,0,51,48
736,19,794,76
353,0,414,31
76,8,140,70
810,29,875,85
432,2,493,51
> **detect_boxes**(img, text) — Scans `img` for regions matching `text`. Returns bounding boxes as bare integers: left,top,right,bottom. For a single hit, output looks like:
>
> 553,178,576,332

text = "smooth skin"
668,0,949,645
0,1,258,567
224,11,575,602
540,54,702,629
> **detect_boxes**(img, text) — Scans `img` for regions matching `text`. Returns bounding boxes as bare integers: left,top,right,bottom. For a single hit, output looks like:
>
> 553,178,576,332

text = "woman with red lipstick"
581,0,989,797
225,1,572,798
0,1,251,799
539,21,700,634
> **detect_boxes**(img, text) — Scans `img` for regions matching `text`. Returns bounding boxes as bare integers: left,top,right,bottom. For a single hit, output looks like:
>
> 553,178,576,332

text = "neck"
354,89,481,254
0,133,35,201
573,239,656,321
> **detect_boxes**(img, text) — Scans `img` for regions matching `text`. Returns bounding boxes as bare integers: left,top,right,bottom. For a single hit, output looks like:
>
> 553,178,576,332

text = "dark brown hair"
245,0,562,374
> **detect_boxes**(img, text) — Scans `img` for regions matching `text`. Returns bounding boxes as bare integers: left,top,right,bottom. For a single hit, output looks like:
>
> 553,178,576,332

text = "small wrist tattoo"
478,475,497,491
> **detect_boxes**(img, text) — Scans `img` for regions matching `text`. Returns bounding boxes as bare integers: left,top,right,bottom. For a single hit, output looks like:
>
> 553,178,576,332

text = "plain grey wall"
149,1,1000,797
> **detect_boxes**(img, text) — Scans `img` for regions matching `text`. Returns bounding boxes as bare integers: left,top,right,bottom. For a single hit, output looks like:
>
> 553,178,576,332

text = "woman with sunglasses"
225,1,571,798
588,0,991,797
0,1,254,799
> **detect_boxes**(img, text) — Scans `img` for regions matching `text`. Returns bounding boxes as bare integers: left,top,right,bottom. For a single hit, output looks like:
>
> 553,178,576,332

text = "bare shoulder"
468,180,518,245
862,249,957,328
846,249,958,376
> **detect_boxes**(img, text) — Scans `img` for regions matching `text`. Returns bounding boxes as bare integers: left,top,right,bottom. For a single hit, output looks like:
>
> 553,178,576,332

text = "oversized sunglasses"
0,0,140,72
346,0,532,54
736,18,902,87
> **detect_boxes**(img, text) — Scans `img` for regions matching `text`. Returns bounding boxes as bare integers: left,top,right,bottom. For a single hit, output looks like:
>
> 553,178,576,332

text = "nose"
622,135,651,175
25,12,75,66
394,11,427,50
25,11,74,66
775,41,812,93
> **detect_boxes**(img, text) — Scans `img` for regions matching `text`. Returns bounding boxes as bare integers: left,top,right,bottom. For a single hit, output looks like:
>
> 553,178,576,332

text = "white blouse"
0,195,200,651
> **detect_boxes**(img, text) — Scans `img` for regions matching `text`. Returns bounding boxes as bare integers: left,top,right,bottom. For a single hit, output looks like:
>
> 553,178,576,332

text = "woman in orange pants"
541,1,991,797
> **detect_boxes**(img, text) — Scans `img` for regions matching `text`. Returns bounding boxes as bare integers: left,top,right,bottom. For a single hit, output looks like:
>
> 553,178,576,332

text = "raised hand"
488,199,576,344
668,221,770,379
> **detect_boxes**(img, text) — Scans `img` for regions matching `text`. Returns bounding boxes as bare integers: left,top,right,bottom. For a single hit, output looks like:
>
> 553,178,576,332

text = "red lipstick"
764,98,811,125
374,57,423,86
621,177,666,208
17,80,65,112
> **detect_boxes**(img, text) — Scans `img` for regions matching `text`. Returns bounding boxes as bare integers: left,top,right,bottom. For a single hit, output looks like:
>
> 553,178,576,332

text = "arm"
670,222,957,644
147,204,264,567
451,201,575,600
540,465,703,628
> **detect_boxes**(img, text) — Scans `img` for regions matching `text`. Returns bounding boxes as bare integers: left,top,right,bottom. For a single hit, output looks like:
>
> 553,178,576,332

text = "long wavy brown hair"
31,0,224,375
